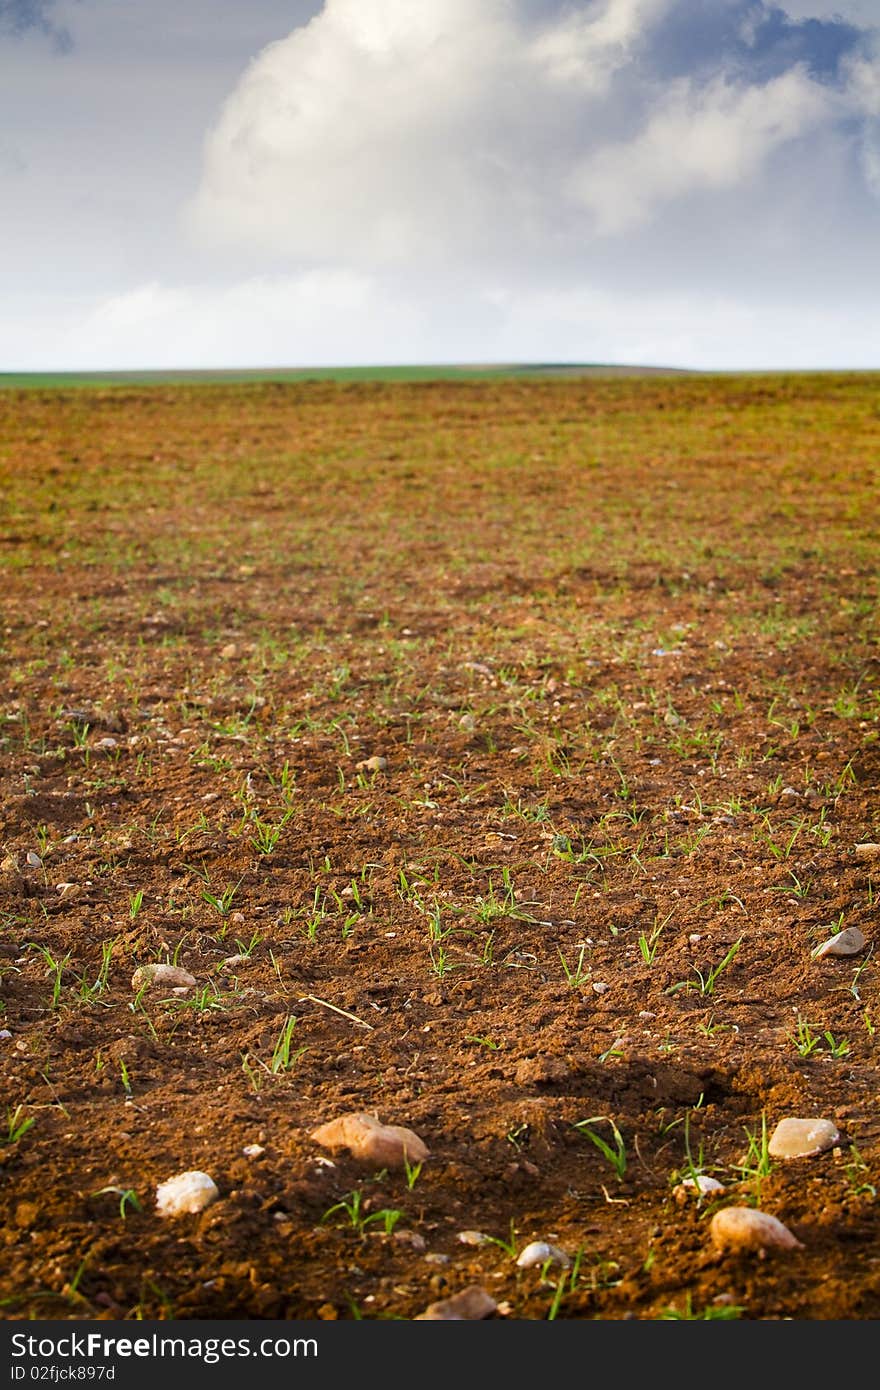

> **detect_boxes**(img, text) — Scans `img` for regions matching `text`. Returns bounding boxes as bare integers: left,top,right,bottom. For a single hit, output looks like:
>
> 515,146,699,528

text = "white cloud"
187,0,693,268
570,66,834,233
186,0,879,280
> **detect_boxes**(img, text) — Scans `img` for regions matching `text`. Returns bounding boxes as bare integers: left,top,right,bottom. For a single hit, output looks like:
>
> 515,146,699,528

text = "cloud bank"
188,0,879,287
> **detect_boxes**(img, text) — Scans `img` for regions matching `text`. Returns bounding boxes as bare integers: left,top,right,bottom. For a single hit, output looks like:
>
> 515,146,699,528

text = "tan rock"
310,1112,429,1168
356,755,387,773
131,963,197,992
854,843,880,860
811,927,866,959
416,1285,497,1320
768,1118,840,1159
710,1206,803,1253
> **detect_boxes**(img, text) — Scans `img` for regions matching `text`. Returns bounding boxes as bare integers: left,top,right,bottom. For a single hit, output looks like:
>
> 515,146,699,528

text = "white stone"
677,1174,725,1197
516,1241,571,1270
811,927,866,959
768,1118,839,1159
155,1170,219,1217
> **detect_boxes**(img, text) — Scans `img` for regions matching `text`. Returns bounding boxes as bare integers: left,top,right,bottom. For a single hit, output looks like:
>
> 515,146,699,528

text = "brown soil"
1,372,878,1322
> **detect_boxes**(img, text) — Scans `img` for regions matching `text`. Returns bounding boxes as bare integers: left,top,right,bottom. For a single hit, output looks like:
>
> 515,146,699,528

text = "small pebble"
393,1230,427,1252
516,1241,571,1270
356,755,387,773
675,1174,725,1198
457,1230,490,1246
25,852,43,869
243,1144,265,1159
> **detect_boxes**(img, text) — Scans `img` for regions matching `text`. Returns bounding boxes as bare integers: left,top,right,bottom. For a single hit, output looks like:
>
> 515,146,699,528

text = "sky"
2,0,879,372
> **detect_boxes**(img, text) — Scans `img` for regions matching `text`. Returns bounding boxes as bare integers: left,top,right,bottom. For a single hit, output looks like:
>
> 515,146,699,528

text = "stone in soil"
767,1117,840,1159
710,1206,803,1253
516,1240,571,1269
811,927,866,958
415,1285,497,1320
310,1112,429,1167
155,1170,219,1217
131,963,197,990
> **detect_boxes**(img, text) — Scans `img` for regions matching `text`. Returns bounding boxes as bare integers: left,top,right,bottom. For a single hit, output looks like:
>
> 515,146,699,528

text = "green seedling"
403,1155,423,1191
91,1185,142,1220
483,1218,519,1258
233,931,263,960
250,810,293,855
668,937,743,997
240,1052,263,1093
659,1293,744,1320
843,1144,877,1198
733,1112,773,1192
270,1015,307,1074
546,1248,585,1320
321,1190,403,1237
789,1016,849,1057
428,944,466,978
638,910,672,965
573,1115,627,1181
790,1014,821,1056
4,1105,34,1145
77,941,114,1003
822,1030,851,1058
201,878,242,917
558,943,591,988
129,889,144,920
27,943,71,1009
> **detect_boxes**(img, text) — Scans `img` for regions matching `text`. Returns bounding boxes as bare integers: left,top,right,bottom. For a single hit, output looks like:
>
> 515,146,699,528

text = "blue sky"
2,0,879,370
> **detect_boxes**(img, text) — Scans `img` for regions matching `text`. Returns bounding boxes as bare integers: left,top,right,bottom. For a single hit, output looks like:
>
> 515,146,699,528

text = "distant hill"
0,362,692,389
